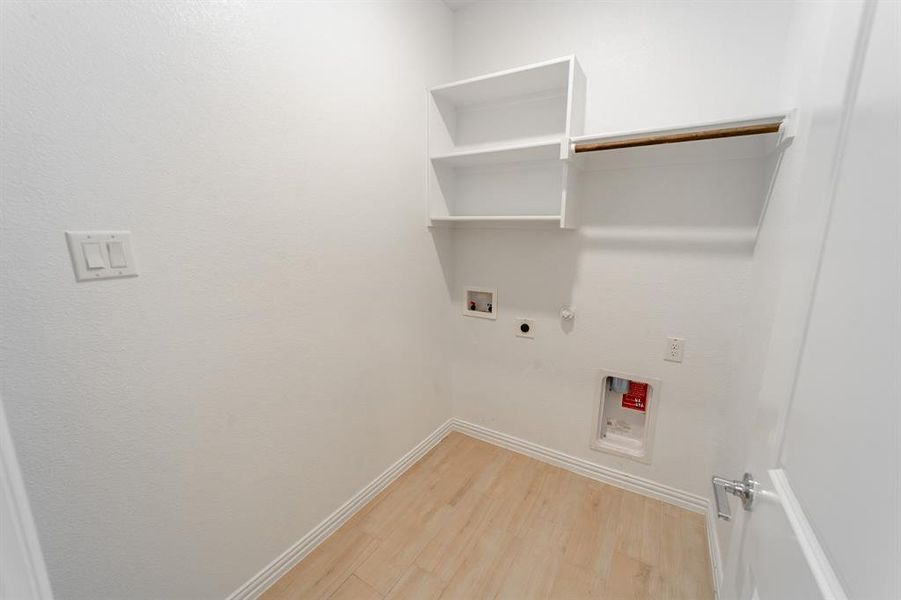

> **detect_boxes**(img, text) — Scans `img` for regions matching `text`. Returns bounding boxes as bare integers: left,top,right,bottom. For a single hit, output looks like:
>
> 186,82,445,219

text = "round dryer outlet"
516,318,534,339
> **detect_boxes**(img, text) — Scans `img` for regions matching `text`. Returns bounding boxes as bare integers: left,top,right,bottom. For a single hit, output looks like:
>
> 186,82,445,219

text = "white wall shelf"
430,139,564,168
430,57,572,109
570,112,793,170
569,112,795,238
430,215,562,226
428,58,794,233
428,56,585,229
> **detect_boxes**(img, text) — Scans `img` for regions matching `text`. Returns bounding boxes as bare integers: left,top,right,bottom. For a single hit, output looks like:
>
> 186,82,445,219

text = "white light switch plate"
65,231,138,281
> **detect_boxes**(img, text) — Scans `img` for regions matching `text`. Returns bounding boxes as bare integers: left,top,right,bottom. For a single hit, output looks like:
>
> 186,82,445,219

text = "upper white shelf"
571,112,793,169
430,56,572,107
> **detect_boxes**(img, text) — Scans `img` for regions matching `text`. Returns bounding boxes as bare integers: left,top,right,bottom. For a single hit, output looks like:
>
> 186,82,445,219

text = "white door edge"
769,469,847,600
1,398,54,600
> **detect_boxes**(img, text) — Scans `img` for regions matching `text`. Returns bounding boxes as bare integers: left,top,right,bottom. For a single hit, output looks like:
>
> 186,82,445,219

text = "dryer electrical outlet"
516,319,534,339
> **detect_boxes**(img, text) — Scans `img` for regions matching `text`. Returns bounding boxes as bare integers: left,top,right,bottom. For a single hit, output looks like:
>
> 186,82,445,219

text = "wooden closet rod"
573,121,782,153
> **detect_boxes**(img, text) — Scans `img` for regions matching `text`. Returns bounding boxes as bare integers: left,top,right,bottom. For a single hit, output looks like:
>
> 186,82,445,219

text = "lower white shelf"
428,138,572,229
430,139,563,168
430,215,561,225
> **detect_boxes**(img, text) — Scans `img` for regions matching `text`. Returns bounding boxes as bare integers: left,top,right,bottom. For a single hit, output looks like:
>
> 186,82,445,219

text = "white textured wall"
448,1,797,498
0,2,452,598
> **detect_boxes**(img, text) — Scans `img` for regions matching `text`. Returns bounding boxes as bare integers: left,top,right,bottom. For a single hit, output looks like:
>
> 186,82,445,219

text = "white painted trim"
0,397,54,600
226,419,454,600
449,419,707,513
769,469,847,600
705,499,724,600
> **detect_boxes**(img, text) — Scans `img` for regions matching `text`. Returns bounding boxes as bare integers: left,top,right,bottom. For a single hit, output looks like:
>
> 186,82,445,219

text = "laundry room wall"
447,0,803,503
0,2,453,598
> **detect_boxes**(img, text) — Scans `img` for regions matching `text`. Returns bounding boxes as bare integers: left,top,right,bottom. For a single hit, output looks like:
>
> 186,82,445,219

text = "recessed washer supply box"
463,287,497,319
591,369,661,464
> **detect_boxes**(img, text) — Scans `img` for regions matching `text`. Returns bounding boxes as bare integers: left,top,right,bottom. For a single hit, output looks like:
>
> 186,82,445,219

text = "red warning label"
622,381,648,412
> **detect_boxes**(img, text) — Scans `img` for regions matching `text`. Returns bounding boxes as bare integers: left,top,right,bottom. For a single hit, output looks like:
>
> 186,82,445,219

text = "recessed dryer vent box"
463,287,496,319
591,369,662,464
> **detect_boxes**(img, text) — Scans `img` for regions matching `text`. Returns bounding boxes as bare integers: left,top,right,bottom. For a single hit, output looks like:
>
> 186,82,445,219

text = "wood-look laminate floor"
261,432,714,600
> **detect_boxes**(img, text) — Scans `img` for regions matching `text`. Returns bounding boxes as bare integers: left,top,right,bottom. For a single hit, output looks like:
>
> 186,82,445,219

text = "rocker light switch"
107,241,127,268
66,231,137,282
82,243,105,269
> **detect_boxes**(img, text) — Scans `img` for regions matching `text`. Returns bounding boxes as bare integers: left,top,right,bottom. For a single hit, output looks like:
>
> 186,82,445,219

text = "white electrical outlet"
665,337,685,362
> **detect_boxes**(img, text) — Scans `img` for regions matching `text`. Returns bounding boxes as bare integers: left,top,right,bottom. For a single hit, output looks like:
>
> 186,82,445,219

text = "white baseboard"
226,419,454,600
450,419,708,513
228,417,723,600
